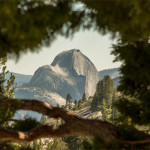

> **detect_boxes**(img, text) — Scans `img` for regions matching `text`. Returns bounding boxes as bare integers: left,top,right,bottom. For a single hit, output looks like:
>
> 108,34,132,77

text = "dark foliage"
13,116,41,132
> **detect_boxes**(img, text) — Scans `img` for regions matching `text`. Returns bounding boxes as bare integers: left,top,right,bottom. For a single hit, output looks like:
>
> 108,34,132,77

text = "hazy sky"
6,29,121,75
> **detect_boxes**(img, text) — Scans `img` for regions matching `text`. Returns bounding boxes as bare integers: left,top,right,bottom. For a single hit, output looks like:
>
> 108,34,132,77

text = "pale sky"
6,29,121,75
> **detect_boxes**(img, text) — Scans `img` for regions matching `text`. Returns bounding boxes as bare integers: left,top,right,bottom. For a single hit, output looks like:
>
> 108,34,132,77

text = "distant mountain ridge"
99,68,120,88
8,67,120,87
5,72,32,86
99,68,120,79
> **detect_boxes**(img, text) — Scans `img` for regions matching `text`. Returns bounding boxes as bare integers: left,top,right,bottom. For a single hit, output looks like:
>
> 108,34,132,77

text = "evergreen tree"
91,76,115,112
0,58,16,99
0,59,37,150
112,92,118,120
91,80,103,110
74,100,78,110
78,99,82,110
103,75,114,108
101,98,113,121
101,99,107,120
65,93,72,109
113,41,150,125
0,58,17,128
82,93,87,102
90,93,100,111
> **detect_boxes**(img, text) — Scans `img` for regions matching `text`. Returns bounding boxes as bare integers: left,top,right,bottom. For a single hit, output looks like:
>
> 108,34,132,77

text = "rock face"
15,49,100,105
51,49,100,97
15,87,66,106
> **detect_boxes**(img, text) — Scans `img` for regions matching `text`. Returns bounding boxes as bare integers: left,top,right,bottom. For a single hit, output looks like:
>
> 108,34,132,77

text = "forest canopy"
0,0,150,57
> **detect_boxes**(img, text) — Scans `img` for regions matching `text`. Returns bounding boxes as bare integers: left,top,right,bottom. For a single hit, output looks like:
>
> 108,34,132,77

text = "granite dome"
15,49,100,105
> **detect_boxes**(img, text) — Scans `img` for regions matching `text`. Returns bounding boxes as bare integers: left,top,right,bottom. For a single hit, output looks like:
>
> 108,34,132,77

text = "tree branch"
0,98,119,144
123,139,150,144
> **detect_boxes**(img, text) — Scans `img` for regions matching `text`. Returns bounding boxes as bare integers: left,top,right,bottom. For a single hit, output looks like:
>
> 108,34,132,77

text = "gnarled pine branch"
0,99,119,144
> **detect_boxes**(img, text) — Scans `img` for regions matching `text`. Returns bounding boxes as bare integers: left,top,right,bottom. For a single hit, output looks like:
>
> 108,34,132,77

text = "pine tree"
101,99,107,121
0,59,36,149
0,58,16,99
90,93,100,111
78,99,82,110
74,100,77,110
82,93,87,102
113,41,150,125
112,92,118,120
0,58,17,128
96,80,104,103
91,80,103,110
103,75,114,108
65,93,72,109
91,76,115,112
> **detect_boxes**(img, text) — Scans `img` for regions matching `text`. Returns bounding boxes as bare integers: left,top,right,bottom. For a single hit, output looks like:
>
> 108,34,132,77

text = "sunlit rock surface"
15,49,100,106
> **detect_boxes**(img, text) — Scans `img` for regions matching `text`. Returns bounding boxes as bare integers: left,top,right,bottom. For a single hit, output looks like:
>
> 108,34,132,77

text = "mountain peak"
16,49,100,104
51,49,81,67
51,49,96,75
71,49,80,52
59,49,81,54
51,49,100,97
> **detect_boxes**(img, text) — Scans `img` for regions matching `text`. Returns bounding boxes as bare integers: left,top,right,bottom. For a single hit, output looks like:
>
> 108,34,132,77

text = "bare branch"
0,98,119,144
123,139,150,144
